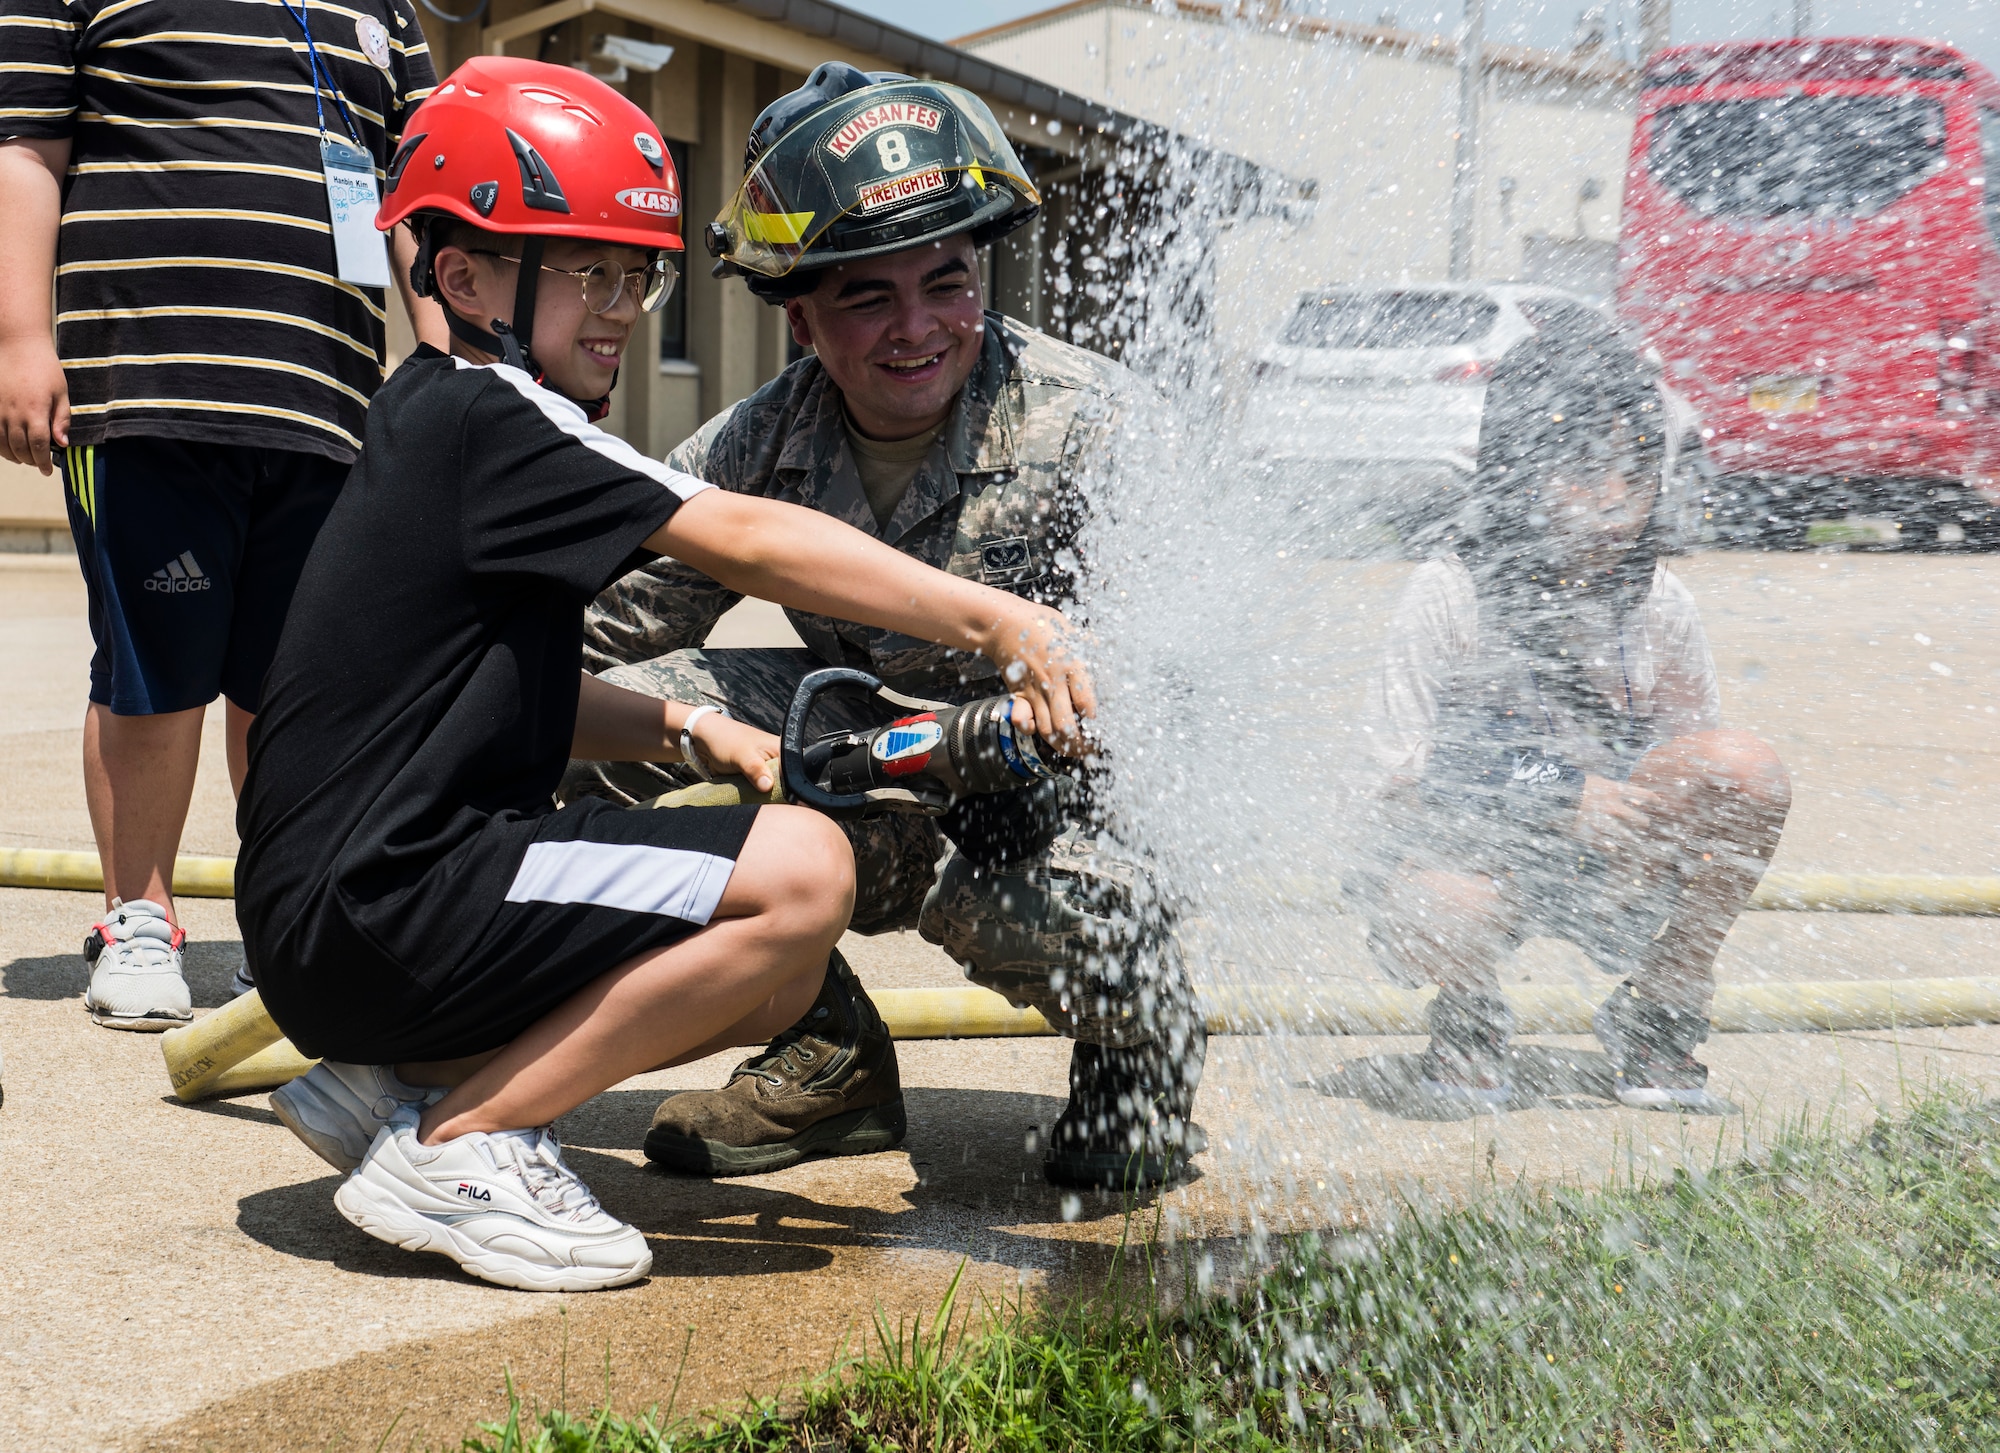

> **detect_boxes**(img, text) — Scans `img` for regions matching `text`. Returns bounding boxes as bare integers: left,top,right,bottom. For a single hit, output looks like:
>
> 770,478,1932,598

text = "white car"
1242,283,1622,553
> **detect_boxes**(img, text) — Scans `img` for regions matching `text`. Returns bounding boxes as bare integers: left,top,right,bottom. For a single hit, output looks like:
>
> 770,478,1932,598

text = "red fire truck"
1618,38,2000,544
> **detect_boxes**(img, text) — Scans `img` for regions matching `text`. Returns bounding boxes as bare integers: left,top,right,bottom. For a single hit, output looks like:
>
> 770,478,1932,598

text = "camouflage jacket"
583,313,1130,700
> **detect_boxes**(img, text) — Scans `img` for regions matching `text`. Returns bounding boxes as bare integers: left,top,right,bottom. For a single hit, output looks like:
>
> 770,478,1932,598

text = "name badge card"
322,137,391,288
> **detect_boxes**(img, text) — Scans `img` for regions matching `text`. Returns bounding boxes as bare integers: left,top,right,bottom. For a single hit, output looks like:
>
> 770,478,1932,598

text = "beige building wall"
0,459,66,551
961,1,1634,354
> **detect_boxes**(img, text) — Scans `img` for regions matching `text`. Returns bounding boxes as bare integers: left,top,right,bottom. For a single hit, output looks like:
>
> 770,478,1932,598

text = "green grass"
457,1095,2000,1452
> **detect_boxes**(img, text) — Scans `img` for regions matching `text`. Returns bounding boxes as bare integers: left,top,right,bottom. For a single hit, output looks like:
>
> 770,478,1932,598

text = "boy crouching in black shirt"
235,60,1095,1292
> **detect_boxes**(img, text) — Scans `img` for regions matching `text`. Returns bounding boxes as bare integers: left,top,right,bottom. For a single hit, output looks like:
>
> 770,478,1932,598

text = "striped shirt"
0,0,435,460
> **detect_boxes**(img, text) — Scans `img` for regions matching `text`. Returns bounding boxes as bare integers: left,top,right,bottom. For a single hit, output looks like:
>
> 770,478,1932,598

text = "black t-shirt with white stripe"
0,0,435,461
237,346,712,968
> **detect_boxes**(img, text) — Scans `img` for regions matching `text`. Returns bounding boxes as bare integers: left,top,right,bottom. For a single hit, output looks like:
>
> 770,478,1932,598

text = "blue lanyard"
278,0,364,149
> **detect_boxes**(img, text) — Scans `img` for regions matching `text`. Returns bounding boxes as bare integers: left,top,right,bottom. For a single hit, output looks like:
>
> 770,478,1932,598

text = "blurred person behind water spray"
1357,322,1791,1113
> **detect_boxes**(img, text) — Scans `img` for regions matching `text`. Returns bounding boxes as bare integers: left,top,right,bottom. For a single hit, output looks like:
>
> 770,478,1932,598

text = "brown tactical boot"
644,949,905,1175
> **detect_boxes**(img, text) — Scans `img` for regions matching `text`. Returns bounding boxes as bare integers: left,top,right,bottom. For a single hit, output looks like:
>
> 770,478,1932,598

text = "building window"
660,140,690,363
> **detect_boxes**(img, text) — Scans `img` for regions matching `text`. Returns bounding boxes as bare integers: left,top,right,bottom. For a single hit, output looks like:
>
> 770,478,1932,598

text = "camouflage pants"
562,647,943,935
918,833,1203,1050
565,647,1196,1047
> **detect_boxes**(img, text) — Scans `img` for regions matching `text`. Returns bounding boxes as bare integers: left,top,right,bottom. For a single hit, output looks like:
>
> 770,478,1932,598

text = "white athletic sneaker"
270,1061,448,1171
228,951,255,998
83,898,192,1031
334,1119,652,1291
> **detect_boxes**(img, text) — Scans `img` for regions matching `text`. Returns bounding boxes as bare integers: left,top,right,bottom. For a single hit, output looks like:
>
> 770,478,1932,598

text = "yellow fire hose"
159,975,2000,1102
7,843,2000,916
11,826,2000,1101
0,846,238,898
1749,874,2000,916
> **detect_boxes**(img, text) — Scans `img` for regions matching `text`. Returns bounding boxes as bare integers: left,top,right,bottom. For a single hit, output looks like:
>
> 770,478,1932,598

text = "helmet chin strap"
442,234,546,377
584,370,614,424
438,233,612,422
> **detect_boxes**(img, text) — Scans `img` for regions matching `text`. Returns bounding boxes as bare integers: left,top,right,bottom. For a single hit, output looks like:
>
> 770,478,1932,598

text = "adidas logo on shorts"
143,551,211,594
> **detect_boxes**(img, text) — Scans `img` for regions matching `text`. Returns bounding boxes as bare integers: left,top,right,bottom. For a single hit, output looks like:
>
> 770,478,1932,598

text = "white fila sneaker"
83,898,192,1030
271,1061,448,1171
334,1119,652,1292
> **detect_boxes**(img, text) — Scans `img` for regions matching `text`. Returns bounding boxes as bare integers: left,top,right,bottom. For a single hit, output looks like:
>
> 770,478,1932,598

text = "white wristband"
680,704,723,782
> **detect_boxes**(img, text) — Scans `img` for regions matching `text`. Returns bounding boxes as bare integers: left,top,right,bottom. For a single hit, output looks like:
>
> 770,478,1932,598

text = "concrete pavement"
7,550,2000,1450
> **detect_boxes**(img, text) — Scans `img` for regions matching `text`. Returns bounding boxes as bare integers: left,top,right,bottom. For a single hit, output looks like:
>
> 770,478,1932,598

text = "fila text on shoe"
334,1121,652,1291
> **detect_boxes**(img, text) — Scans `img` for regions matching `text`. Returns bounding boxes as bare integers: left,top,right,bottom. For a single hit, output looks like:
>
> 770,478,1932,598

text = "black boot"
1044,1009,1207,1191
1419,987,1515,1110
645,950,906,1174
1593,982,1726,1113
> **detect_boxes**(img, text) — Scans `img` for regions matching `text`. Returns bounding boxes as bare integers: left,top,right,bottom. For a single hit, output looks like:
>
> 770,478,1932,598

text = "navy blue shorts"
62,438,350,715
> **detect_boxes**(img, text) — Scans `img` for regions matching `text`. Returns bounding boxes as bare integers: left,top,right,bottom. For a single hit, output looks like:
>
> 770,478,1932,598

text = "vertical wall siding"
963,1,1636,352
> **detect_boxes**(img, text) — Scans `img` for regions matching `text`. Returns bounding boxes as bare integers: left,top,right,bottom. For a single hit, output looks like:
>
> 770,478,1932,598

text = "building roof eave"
952,0,1638,91
708,0,1149,137
480,0,1316,220
709,0,1316,216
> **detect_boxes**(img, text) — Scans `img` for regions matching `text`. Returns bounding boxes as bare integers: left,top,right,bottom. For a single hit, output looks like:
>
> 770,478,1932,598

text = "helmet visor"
715,81,1040,278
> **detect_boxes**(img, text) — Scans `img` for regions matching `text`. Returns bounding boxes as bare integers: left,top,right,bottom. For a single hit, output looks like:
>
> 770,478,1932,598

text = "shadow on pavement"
173,1070,1224,1451
569,1085,1190,1226
0,938,241,1005
558,1084,1070,1160
1,953,80,1000
1308,1043,1627,1120
231,1085,1162,1278
235,1173,473,1284
173,1094,281,1127
184,941,247,1007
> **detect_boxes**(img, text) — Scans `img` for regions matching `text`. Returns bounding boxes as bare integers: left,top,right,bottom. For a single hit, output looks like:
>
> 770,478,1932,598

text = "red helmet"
379,57,682,250
378,58,682,383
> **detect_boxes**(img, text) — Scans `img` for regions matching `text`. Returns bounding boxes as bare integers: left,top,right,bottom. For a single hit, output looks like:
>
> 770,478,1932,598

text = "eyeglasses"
472,251,677,315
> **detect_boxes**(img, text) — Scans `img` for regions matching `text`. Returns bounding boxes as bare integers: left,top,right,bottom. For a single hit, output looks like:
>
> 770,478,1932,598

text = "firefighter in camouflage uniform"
571,63,1205,1191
